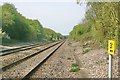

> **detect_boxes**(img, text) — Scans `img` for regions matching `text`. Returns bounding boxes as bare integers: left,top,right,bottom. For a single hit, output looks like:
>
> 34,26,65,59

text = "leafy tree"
44,28,62,41
2,3,47,41
27,19,45,41
57,33,63,40
2,3,62,42
69,21,92,40
2,3,32,41
70,2,119,45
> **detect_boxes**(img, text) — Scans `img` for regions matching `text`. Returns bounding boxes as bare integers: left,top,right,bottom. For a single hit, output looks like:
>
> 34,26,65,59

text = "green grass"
101,43,107,49
70,67,80,72
71,63,79,67
70,63,80,72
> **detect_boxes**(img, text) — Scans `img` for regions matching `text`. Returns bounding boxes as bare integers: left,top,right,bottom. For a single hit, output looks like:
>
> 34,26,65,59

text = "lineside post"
109,54,112,80
108,40,116,80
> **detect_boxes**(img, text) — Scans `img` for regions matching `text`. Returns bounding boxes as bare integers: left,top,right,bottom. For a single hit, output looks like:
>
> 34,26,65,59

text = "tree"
44,28,62,41
70,2,119,44
2,3,62,42
2,3,33,41
27,19,45,41
2,3,46,41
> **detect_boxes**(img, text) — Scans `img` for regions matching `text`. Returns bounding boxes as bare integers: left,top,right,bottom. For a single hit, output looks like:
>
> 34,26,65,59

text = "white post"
109,54,112,80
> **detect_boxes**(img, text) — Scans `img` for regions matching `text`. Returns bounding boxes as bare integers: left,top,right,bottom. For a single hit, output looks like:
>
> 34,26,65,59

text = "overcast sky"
1,0,86,35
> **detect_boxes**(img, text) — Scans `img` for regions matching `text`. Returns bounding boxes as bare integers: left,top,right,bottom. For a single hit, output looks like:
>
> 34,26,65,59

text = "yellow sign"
108,40,116,56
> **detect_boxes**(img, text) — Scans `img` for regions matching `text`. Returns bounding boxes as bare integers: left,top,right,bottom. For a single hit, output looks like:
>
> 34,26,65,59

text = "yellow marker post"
108,40,116,80
108,40,116,56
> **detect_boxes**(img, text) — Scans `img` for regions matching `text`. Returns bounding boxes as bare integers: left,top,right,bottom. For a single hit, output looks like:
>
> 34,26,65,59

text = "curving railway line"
1,41,65,79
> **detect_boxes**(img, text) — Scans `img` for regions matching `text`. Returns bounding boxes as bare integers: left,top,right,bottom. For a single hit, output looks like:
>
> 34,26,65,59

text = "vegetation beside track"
69,2,119,49
0,3,63,45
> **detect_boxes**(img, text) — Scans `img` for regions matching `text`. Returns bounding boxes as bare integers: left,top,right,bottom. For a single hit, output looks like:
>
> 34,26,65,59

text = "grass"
70,67,80,72
71,63,79,67
101,43,107,49
70,63,80,72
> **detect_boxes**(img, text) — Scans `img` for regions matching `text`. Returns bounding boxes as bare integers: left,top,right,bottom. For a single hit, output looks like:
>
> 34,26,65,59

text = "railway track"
0,41,61,71
1,41,64,79
1,43,45,56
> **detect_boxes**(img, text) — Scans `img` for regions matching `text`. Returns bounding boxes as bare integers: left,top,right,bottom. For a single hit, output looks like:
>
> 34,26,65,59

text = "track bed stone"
30,40,87,78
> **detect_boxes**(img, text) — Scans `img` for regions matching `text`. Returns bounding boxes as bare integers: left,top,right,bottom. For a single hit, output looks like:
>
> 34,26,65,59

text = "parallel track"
1,41,64,79
1,43,43,56
1,41,61,71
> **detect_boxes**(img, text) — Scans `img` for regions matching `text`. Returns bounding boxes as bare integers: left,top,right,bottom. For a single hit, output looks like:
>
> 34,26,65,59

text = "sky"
0,0,87,35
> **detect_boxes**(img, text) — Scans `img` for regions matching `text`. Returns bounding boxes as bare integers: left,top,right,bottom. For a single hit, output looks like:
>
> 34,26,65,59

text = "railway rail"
1,41,64,79
1,43,45,56
0,41,61,71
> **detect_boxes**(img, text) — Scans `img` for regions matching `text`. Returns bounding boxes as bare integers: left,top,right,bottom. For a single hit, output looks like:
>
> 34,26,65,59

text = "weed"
72,63,79,67
70,67,80,72
96,61,100,65
70,63,80,72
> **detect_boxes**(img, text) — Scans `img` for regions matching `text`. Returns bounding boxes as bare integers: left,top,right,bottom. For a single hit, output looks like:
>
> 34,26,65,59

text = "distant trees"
44,28,62,41
70,2,119,44
1,3,62,42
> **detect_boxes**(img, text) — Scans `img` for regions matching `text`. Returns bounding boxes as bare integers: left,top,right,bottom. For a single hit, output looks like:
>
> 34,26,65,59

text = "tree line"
69,2,119,47
0,3,62,42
